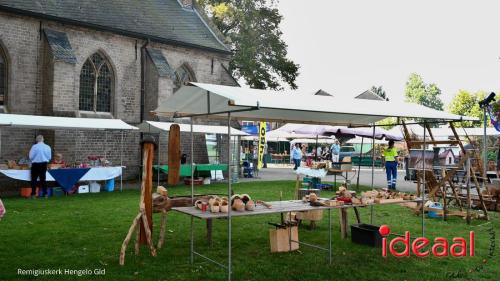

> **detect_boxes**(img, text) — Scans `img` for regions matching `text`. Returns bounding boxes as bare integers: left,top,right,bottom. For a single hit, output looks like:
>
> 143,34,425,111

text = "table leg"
206,219,213,247
339,208,348,239
353,207,361,223
328,208,332,264
288,212,292,251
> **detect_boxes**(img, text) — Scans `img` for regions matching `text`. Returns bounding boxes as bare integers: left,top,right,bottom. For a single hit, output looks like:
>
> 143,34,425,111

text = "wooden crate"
269,226,299,253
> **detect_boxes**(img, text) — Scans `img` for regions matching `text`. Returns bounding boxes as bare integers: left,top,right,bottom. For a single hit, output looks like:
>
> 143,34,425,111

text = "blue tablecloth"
48,168,91,191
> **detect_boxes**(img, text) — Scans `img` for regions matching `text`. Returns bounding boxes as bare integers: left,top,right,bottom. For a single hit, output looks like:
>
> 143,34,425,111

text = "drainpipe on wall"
140,39,150,173
140,39,150,123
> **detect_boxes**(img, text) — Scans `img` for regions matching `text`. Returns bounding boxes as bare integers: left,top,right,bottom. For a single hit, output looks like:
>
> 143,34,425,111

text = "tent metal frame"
167,97,442,281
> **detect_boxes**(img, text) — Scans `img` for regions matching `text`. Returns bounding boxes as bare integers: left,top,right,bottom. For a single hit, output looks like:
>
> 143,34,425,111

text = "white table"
0,166,122,181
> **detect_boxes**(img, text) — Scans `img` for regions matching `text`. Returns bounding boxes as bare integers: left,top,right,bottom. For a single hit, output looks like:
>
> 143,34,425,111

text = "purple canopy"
274,124,403,141
328,126,403,141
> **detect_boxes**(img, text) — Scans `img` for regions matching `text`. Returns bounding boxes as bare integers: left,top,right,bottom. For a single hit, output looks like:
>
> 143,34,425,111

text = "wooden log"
134,224,140,255
167,124,181,186
119,213,142,265
140,141,155,245
157,210,167,249
447,179,463,211
441,168,447,221
141,212,157,257
470,171,489,220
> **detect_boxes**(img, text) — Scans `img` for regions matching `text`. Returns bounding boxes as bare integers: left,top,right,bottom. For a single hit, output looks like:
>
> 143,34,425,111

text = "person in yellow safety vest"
382,140,399,190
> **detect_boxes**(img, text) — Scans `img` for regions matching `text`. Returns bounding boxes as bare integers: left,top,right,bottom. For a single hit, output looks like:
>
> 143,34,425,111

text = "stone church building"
0,0,238,182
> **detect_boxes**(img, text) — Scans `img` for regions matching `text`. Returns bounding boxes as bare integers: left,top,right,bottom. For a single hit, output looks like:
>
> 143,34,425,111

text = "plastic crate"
315,183,333,190
104,179,115,192
351,223,382,247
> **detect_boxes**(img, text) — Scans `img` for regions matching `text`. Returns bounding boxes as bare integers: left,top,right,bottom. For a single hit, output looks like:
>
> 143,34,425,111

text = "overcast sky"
276,0,500,105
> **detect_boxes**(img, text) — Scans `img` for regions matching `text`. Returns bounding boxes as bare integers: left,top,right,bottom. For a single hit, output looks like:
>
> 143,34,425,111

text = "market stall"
0,113,137,192
153,82,477,281
137,121,248,185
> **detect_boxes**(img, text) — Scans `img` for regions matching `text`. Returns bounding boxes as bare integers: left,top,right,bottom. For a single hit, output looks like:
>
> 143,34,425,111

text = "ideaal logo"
379,225,474,257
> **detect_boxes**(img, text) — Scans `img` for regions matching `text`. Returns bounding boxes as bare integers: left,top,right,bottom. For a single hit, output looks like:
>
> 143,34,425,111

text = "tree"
198,0,299,90
375,117,397,129
370,85,388,100
405,73,444,111
448,90,486,127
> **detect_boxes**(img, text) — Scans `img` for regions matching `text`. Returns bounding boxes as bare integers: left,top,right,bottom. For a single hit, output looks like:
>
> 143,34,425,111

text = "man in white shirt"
29,135,52,198
330,140,340,163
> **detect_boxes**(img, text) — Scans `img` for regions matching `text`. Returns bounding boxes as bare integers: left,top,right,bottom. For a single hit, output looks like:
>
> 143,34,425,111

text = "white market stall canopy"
154,83,478,125
138,121,248,136
0,113,137,130
431,127,500,137
290,138,337,145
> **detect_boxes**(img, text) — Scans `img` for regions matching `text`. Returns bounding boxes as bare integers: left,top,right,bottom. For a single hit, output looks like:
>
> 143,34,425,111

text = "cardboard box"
269,226,299,253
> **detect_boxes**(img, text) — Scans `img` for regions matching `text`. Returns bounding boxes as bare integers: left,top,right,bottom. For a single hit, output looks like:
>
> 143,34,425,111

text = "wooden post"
206,219,213,246
295,174,300,199
140,141,155,245
441,168,447,221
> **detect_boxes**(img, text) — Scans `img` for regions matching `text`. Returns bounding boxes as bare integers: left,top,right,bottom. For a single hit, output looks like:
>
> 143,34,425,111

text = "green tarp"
153,164,228,177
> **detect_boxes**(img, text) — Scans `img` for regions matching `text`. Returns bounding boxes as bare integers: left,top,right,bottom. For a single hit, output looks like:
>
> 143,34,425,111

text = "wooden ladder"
401,121,489,221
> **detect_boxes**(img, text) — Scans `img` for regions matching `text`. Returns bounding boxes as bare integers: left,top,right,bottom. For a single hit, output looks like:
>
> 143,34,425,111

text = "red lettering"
450,238,466,257
469,231,475,257
389,231,410,257
412,237,430,257
382,237,387,257
431,237,448,257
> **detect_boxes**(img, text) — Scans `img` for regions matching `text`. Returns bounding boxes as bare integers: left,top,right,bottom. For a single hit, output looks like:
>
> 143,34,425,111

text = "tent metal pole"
315,135,318,161
120,130,124,192
157,132,160,188
370,125,375,224
190,118,194,264
356,137,364,190
104,130,108,164
74,130,78,166
482,107,487,190
422,122,426,237
227,112,232,281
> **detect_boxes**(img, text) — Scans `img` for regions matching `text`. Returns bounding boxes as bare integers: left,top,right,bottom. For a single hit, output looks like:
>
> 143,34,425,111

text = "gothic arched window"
174,63,196,92
0,45,6,106
79,52,113,112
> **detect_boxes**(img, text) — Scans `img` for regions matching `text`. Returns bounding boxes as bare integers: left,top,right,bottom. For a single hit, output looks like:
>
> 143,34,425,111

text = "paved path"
239,166,417,192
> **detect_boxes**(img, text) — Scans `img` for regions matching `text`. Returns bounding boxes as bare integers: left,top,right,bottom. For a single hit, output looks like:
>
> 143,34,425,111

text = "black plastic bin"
351,223,382,247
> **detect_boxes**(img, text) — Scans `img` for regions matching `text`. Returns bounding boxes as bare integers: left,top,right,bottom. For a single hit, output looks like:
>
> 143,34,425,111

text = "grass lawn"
0,180,498,281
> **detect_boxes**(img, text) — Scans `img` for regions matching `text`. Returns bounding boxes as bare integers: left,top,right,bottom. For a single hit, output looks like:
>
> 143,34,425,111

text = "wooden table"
327,169,355,189
173,198,423,269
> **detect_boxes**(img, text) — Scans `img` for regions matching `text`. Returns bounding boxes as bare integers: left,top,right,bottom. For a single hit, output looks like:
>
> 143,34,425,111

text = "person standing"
291,143,302,170
382,140,399,190
29,135,52,198
330,140,340,163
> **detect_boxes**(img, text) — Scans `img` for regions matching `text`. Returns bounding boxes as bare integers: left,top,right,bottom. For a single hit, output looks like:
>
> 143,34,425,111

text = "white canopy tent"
154,83,477,125
137,121,248,136
431,127,500,138
290,138,336,145
153,83,478,281
0,113,137,130
0,113,138,191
